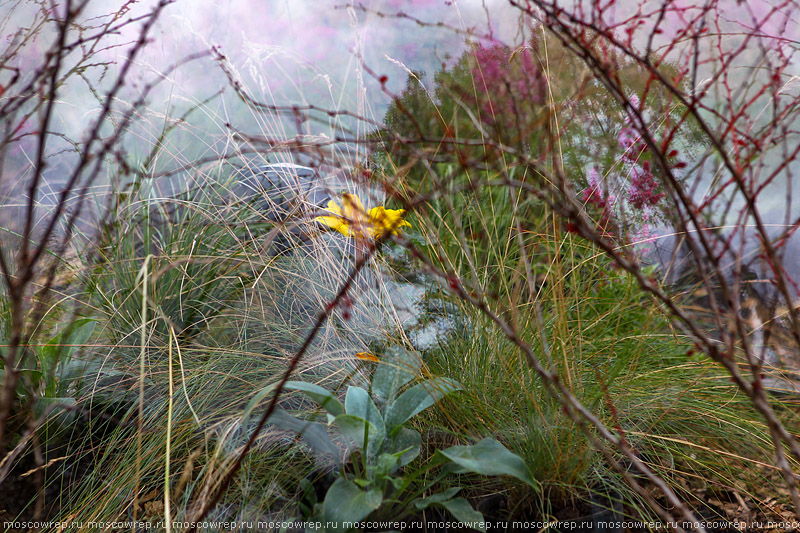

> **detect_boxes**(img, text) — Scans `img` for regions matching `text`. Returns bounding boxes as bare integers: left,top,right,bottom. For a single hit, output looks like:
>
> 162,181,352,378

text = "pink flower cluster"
628,162,665,210
579,169,617,238
617,95,669,212
577,92,687,248
582,168,615,209
470,44,546,131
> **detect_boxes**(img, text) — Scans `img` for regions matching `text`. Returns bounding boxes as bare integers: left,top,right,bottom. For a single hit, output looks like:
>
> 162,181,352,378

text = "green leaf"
333,414,382,452
40,319,95,368
241,387,338,457
39,318,96,397
415,491,485,532
299,478,317,515
267,408,339,457
285,381,345,417
241,382,278,430
375,452,402,478
323,478,382,526
33,397,77,421
389,427,421,467
60,358,102,396
414,487,462,509
344,386,385,453
371,345,422,406
16,369,42,391
439,498,485,532
384,377,461,434
438,438,539,490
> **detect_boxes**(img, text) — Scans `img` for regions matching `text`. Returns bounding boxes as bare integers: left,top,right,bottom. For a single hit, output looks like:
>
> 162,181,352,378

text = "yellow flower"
367,205,411,238
315,193,411,240
315,194,367,237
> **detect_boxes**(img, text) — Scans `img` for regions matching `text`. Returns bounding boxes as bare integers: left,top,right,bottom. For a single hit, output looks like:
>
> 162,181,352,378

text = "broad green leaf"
33,397,77,421
438,438,539,490
299,478,317,513
384,377,461,434
333,414,382,452
389,427,421,467
267,408,339,457
375,452,402,478
285,381,345,417
414,487,462,509
16,369,42,391
241,386,338,456
40,318,96,396
40,318,96,367
344,386,385,452
280,519,299,533
372,345,422,406
439,498,485,532
241,382,278,430
60,358,102,396
323,478,382,526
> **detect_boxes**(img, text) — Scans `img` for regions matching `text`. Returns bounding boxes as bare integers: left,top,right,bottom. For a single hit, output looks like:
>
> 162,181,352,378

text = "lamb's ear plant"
258,346,538,532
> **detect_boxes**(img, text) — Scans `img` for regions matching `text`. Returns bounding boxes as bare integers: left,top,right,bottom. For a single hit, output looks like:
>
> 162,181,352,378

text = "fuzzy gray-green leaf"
384,377,461,434
389,427,422,466
371,345,422,406
344,386,385,453
440,498,485,532
285,380,345,417
323,478,382,526
439,438,539,490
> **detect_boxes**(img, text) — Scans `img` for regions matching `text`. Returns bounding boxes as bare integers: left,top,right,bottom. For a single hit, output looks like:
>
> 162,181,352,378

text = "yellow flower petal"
315,194,410,240
315,198,350,234
314,215,349,235
342,194,370,237
342,193,366,217
323,199,344,215
368,206,411,237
